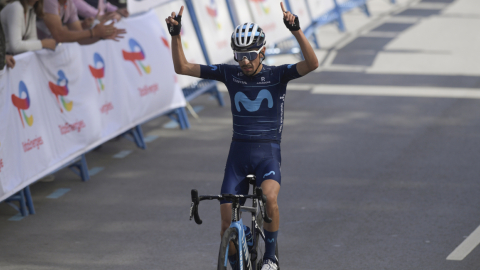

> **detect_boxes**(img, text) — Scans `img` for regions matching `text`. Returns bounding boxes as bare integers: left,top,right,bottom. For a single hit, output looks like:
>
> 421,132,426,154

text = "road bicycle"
190,175,279,270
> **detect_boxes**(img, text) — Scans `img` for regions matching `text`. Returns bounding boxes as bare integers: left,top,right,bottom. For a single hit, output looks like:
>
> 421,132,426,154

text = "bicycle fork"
225,220,253,270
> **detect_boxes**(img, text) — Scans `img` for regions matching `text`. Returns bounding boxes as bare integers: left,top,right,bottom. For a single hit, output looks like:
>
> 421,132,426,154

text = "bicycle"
190,175,279,270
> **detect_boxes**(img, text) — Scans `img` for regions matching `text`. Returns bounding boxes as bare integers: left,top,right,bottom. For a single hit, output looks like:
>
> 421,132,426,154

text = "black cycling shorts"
220,141,281,204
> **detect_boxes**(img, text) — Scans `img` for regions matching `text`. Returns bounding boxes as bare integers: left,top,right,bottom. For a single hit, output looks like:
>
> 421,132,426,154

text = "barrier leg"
391,0,396,3
333,0,346,32
5,188,28,216
132,125,146,149
122,125,146,149
69,154,90,181
24,186,35,215
362,3,371,17
176,108,191,130
211,86,224,107
312,32,321,49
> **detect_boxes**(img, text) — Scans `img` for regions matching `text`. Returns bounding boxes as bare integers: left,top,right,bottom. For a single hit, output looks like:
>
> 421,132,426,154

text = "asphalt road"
1,0,480,269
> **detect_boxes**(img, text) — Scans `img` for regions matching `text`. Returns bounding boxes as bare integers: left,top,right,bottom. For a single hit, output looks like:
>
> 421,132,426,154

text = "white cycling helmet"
231,22,266,52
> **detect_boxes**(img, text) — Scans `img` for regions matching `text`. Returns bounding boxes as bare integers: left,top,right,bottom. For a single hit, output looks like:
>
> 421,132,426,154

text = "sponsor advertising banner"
289,0,312,28
307,0,336,20
127,0,171,15
155,0,207,88
0,10,185,202
191,0,234,64
231,0,254,26
244,0,291,45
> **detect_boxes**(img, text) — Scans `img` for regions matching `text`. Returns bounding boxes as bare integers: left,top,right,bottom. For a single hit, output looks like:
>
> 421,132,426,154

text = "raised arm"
280,2,318,76
166,6,201,78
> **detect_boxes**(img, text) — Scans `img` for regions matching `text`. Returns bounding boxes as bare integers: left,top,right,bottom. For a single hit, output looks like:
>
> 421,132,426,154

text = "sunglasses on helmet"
234,46,264,62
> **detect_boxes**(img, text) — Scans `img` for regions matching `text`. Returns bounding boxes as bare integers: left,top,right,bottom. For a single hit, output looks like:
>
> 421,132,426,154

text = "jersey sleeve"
279,64,303,84
199,64,228,83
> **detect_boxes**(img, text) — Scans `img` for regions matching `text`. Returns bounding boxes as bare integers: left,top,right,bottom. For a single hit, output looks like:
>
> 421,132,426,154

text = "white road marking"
286,84,313,91
447,225,480,261
311,85,480,99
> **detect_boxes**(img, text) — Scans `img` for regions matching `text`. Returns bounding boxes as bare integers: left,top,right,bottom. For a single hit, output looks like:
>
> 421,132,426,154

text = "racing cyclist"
166,3,318,269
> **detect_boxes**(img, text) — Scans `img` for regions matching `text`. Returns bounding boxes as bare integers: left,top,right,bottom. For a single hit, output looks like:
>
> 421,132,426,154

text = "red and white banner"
306,0,336,19
289,0,312,28
0,10,186,202
127,0,172,16
155,0,207,88
244,0,291,44
192,0,234,64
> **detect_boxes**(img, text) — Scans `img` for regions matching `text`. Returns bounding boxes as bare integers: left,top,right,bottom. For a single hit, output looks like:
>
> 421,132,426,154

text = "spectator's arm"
66,20,99,45
105,2,118,13
71,0,99,19
43,13,92,43
4,3,41,54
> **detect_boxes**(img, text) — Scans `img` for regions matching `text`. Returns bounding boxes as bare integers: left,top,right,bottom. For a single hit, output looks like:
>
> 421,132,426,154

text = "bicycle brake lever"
189,202,194,221
191,189,203,225
256,187,272,223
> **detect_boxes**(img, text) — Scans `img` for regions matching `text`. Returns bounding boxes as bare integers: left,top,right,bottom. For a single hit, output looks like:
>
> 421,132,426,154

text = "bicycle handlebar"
190,188,272,225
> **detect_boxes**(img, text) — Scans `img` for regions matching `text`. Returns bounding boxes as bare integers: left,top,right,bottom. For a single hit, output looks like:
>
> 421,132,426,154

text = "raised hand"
105,27,126,42
165,6,184,36
280,2,300,31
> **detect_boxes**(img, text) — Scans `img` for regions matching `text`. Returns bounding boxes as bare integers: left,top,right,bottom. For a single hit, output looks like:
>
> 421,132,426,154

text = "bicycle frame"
225,219,252,270
190,176,272,270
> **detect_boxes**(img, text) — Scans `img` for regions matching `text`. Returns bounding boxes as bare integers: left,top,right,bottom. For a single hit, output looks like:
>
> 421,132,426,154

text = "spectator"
36,0,125,44
0,20,15,70
72,0,128,22
105,0,125,9
0,0,56,55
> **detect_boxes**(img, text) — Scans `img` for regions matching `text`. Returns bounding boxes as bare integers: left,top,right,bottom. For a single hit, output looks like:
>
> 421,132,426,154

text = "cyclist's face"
237,47,265,76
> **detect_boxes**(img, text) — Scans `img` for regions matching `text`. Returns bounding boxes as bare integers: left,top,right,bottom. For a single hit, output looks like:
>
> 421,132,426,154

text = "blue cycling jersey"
200,63,302,143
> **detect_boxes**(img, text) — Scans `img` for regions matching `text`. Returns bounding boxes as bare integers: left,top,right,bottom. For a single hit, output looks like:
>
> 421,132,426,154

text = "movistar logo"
263,171,275,178
234,89,273,112
209,65,218,71
288,64,294,69
267,238,275,243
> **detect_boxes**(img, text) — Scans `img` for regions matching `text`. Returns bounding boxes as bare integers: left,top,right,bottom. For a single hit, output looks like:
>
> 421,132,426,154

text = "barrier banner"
289,0,312,28
0,10,185,202
155,1,207,88
244,0,290,45
230,0,253,27
307,0,336,20
191,0,234,64
127,0,171,15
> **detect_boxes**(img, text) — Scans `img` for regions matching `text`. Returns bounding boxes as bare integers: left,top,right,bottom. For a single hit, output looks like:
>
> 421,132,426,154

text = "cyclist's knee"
264,191,278,206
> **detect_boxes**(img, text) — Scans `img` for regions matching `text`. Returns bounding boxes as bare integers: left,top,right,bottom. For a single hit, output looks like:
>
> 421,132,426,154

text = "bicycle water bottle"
243,225,253,251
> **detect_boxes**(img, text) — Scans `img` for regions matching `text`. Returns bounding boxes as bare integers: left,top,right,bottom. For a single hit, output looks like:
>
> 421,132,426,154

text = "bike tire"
218,227,244,270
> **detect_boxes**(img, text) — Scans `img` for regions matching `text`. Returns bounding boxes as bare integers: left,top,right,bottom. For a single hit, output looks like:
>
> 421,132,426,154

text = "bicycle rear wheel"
218,227,244,270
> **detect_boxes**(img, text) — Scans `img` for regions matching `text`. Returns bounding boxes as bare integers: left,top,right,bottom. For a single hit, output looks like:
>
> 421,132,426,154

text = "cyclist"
166,3,318,269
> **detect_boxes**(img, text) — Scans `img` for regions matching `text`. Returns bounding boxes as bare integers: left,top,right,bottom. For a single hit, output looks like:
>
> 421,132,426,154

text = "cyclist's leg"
254,142,282,264
219,142,250,259
261,180,280,232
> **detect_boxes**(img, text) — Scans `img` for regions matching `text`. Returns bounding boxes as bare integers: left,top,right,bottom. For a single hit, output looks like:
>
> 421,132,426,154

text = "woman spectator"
72,0,128,22
0,0,56,55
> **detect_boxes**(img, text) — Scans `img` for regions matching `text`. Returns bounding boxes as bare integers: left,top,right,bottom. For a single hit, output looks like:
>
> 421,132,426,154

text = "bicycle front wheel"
218,227,244,270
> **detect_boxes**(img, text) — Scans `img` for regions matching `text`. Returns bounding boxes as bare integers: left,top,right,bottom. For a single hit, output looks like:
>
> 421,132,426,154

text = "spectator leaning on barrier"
166,2,318,270
36,0,125,45
72,0,128,23
0,20,15,70
0,0,56,55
